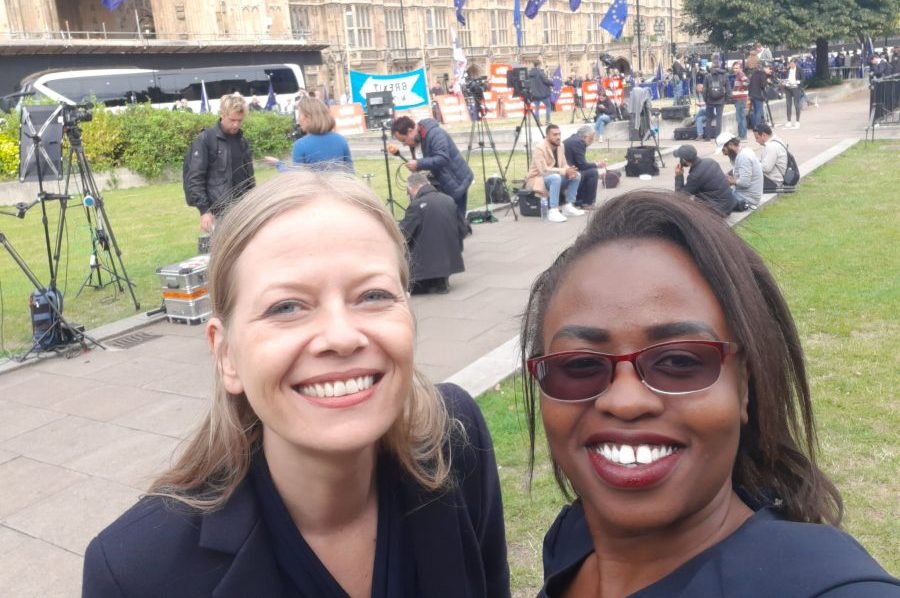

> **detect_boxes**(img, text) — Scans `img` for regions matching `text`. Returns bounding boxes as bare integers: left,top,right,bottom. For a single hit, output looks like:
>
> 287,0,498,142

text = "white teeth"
299,375,376,398
592,443,679,467
636,445,653,464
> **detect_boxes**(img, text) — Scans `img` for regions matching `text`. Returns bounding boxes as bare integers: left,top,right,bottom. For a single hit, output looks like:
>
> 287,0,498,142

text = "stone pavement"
0,89,876,596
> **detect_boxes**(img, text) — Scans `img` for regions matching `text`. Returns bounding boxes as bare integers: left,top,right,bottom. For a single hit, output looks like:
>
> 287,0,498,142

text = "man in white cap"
716,130,763,210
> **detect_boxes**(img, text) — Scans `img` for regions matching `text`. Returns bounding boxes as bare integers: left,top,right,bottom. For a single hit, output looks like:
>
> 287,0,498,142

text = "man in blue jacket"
392,116,474,218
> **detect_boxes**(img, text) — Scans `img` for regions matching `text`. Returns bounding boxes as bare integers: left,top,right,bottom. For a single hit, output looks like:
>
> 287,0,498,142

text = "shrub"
78,106,126,171
119,104,215,178
240,111,294,158
0,111,20,179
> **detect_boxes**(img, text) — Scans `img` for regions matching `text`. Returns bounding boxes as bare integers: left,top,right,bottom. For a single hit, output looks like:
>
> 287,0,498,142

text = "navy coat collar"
195,465,479,598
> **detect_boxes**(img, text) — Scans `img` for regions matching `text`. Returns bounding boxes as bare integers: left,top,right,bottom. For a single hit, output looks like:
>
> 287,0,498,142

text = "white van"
21,64,306,113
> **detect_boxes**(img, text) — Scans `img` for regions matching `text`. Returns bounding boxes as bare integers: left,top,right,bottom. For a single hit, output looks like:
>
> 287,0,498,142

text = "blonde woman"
83,170,509,597
291,97,353,171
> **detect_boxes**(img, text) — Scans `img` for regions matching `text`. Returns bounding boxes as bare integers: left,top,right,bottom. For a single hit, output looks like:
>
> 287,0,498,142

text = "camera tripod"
464,98,517,221
504,97,546,175
62,123,139,309
379,123,406,218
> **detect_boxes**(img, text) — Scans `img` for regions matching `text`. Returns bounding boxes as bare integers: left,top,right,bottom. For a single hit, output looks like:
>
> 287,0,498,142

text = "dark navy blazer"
540,501,900,597
82,384,510,598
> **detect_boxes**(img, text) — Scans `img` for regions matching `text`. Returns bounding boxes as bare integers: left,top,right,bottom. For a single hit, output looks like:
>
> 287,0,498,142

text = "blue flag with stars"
264,79,277,111
600,0,628,40
513,0,523,46
525,0,547,19
549,66,563,104
570,0,582,11
454,0,466,25
101,0,124,10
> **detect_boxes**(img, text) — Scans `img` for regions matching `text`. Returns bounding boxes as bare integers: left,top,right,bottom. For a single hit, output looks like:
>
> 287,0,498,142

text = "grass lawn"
480,140,899,595
0,146,621,354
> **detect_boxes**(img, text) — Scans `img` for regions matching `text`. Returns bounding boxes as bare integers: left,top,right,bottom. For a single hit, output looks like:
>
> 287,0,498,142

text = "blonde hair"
219,93,247,117
150,169,453,510
297,96,336,134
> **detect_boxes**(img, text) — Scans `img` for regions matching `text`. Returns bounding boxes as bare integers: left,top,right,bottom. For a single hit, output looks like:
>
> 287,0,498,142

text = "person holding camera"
528,60,554,126
391,116,474,218
184,93,256,233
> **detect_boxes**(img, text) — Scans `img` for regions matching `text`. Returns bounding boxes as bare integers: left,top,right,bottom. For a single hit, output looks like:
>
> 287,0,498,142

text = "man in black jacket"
748,63,771,129
184,94,256,232
400,173,468,294
392,116,474,218
673,144,736,216
563,126,607,208
527,60,554,126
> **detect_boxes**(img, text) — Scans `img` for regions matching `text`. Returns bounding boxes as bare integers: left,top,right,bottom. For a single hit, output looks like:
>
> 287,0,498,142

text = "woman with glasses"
521,190,899,597
83,170,509,597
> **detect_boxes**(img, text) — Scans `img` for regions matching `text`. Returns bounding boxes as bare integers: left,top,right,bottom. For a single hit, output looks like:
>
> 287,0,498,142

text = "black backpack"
485,176,511,204
707,74,726,101
773,140,800,186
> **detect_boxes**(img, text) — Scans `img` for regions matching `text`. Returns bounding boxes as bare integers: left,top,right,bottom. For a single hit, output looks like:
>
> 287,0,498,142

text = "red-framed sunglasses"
526,340,740,403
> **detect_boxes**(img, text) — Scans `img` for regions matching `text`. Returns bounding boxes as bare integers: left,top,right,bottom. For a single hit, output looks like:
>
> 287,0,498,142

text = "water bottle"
540,196,549,220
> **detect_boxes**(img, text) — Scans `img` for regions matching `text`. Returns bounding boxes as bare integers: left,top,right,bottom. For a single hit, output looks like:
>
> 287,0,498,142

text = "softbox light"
19,104,64,183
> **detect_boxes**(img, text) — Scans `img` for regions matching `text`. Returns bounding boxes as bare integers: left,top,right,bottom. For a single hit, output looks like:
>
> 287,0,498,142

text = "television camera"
62,103,93,126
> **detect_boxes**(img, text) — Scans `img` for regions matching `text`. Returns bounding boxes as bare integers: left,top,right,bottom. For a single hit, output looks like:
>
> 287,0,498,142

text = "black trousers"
574,168,599,206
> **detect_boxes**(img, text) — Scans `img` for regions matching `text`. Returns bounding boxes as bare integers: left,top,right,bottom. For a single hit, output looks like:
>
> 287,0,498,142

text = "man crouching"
400,173,468,295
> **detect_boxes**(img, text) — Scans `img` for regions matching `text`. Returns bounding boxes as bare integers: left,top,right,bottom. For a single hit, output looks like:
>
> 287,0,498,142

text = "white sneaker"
547,208,567,222
793,121,800,129
562,204,585,217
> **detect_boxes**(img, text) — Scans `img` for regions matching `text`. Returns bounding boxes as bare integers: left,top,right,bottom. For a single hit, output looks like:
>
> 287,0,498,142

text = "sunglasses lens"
535,353,613,401
636,342,723,394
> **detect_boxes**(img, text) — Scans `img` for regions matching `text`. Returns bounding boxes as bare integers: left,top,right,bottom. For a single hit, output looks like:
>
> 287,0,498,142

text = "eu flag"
454,0,466,26
525,0,547,19
600,0,628,40
570,0,582,11
101,0,124,10
550,66,563,104
513,0,523,46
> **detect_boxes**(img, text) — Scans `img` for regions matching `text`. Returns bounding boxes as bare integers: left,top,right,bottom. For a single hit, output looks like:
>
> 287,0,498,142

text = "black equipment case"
660,105,690,120
674,127,698,140
625,147,659,177
516,189,542,217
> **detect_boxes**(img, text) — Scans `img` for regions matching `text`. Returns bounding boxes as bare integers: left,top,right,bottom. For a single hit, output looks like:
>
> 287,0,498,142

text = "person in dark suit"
82,169,510,598
520,190,899,597
562,126,607,209
400,172,468,295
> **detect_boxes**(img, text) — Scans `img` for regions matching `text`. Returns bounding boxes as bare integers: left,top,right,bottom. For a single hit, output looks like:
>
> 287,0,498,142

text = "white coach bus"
21,63,306,112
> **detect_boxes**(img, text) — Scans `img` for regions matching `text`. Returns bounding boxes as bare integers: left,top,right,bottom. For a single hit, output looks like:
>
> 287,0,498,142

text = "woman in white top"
782,58,804,129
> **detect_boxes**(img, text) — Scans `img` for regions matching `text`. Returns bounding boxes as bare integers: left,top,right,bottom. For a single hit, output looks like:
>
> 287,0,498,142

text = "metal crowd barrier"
866,75,900,141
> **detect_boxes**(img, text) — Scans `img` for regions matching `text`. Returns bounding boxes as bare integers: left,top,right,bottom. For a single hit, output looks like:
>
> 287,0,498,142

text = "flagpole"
399,0,410,70
635,0,643,73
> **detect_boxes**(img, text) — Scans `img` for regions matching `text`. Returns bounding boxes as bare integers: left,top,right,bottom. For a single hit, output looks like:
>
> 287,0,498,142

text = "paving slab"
0,526,83,598
0,89,880,596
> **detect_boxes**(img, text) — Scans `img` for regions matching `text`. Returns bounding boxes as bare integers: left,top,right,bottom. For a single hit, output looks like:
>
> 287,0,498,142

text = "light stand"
13,104,101,357
504,93,545,176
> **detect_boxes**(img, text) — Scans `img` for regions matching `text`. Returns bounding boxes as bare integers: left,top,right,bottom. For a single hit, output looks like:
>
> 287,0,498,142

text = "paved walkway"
0,89,878,596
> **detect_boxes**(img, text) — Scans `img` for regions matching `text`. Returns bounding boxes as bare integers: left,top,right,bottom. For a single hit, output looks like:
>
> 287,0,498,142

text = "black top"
540,501,900,597
675,157,736,215
563,135,598,173
82,383,510,598
249,451,414,598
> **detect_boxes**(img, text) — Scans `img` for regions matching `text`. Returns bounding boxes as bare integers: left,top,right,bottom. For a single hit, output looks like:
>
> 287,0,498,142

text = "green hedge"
0,104,294,181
